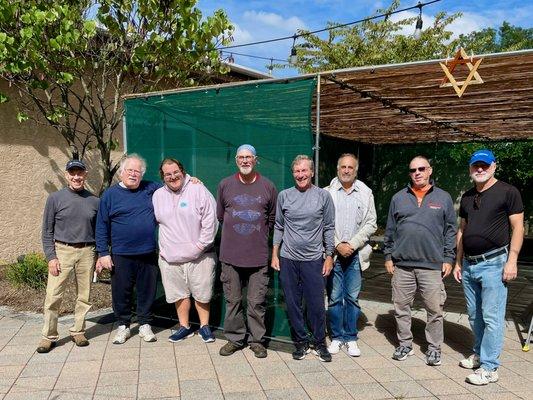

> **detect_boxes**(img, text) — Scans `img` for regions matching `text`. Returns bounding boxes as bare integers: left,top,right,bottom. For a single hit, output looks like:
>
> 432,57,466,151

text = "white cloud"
243,11,306,32
231,22,253,43
447,12,493,38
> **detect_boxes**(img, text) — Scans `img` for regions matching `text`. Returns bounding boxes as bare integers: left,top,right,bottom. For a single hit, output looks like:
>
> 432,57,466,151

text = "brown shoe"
71,334,89,347
36,339,55,353
250,343,268,358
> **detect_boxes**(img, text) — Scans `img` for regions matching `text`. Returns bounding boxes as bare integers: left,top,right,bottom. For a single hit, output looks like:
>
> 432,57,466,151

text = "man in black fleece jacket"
384,156,456,367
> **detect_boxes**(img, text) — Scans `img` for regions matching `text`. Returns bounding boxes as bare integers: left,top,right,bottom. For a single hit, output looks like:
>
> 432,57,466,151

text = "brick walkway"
0,294,531,400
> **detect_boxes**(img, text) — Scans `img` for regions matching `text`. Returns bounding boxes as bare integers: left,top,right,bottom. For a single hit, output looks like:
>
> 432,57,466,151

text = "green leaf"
16,112,29,123
0,93,8,103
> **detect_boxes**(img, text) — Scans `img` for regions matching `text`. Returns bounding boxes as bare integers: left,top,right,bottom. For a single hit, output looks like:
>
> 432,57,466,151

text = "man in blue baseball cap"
454,149,524,385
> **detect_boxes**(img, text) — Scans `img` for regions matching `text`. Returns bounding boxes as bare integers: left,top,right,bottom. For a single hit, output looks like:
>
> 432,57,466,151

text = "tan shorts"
158,253,217,303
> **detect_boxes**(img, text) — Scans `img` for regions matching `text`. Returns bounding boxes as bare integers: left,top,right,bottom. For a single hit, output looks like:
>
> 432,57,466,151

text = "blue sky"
198,0,532,77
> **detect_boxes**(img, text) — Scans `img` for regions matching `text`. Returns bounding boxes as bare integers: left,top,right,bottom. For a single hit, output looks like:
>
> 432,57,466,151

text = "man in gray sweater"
38,160,100,353
272,155,335,362
384,156,456,366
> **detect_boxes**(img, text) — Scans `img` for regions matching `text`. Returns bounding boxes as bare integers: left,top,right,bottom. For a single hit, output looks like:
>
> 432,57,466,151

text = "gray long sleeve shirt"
42,187,100,261
273,185,335,261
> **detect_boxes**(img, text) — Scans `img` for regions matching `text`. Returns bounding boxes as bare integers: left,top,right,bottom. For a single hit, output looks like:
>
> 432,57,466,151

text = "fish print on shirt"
233,193,263,207
233,223,261,235
232,209,261,222
231,194,264,235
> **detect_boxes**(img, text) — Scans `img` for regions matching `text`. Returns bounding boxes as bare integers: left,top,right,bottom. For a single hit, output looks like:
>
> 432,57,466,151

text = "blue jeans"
462,253,508,371
326,253,362,342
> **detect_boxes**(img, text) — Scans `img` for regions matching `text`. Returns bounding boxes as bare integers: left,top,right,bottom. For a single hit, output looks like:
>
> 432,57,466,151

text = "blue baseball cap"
236,144,256,156
66,159,86,171
469,149,495,166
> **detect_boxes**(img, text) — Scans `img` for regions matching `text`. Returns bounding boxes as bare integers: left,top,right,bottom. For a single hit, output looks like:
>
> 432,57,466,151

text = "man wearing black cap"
454,149,524,386
37,159,100,353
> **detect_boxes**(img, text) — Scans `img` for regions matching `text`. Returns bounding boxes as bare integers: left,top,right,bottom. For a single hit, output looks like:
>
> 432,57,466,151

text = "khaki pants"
42,243,95,340
392,266,446,352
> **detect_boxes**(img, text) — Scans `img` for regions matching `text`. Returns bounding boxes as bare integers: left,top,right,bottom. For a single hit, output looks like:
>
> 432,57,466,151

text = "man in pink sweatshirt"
152,158,219,343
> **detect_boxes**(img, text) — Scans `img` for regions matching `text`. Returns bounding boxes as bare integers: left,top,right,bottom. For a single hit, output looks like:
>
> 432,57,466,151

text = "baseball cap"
65,159,87,171
469,149,495,166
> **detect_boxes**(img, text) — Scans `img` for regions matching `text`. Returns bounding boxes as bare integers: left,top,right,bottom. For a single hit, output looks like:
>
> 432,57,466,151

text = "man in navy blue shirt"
96,154,159,344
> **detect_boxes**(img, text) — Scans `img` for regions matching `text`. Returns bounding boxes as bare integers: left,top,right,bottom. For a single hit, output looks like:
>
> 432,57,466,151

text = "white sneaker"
459,354,481,369
139,324,157,342
113,325,131,344
466,368,499,385
327,339,343,355
346,340,361,357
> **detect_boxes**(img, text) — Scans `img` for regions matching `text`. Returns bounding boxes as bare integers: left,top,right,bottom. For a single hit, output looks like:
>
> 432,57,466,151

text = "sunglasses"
409,166,427,173
474,193,481,210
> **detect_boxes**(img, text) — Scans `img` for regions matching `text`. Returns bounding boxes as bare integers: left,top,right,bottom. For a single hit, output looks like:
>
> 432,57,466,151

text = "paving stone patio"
0,295,531,400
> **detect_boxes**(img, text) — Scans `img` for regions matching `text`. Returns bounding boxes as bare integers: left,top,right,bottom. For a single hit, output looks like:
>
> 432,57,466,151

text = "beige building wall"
0,81,123,264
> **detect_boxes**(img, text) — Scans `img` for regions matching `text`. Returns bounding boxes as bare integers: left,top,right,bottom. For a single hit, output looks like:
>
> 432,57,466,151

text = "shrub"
6,253,48,290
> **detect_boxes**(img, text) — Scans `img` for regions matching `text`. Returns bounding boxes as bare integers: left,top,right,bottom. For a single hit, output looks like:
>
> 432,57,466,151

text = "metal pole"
314,74,321,185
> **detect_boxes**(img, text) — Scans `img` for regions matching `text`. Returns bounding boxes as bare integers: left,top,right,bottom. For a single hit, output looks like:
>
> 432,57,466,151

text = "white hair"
119,153,147,175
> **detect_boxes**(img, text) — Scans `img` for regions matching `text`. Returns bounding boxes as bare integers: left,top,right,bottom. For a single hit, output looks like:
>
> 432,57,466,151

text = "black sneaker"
292,342,310,360
312,343,332,362
249,343,268,358
425,350,442,366
219,341,243,356
392,345,414,361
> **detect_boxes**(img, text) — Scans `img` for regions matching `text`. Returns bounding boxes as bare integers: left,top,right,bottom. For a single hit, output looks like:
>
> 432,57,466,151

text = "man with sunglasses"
384,156,456,367
453,149,524,386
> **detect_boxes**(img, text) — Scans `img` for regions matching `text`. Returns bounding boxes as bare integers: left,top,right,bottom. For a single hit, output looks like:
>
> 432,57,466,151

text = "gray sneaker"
392,345,414,361
425,350,442,366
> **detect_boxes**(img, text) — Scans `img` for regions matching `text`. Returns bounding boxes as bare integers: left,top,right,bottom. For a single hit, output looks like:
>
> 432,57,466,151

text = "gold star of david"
439,47,484,97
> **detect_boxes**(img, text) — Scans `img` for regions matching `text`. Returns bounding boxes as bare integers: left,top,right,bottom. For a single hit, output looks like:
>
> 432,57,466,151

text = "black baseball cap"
65,159,87,171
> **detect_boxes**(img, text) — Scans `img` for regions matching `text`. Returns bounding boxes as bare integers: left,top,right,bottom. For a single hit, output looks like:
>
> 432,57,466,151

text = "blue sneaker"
198,325,215,343
168,326,194,343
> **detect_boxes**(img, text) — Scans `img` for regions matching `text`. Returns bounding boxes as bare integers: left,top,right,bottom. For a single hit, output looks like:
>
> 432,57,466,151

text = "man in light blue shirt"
324,153,377,357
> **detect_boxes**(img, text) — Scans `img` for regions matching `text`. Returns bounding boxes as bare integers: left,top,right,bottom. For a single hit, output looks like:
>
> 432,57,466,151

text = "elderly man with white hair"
96,154,160,344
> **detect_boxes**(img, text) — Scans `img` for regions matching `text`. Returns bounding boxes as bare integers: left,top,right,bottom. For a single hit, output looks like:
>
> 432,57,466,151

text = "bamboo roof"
314,49,533,143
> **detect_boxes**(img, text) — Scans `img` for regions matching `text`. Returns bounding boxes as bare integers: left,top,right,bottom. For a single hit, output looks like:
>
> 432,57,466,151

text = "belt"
465,246,508,264
56,240,95,249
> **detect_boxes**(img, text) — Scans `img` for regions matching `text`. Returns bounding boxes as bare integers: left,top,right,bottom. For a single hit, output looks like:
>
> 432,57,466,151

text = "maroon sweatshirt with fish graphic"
216,173,277,267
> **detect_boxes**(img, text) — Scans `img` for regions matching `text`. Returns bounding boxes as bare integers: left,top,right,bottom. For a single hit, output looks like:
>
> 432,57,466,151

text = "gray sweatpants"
392,266,446,352
220,263,269,345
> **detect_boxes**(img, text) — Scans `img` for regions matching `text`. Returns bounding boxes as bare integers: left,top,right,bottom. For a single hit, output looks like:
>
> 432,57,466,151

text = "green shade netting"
124,78,317,341
124,78,316,193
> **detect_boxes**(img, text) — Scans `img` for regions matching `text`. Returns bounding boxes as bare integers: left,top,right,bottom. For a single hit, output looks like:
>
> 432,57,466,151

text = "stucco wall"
0,81,122,263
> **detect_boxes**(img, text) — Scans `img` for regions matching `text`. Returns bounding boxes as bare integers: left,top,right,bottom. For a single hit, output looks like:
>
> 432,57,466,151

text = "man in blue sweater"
96,154,159,344
384,156,456,366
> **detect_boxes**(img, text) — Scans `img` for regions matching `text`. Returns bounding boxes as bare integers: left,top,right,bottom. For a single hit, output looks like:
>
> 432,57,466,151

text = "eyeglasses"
409,166,428,173
236,155,255,162
473,193,481,210
125,168,141,176
471,163,491,170
163,172,183,179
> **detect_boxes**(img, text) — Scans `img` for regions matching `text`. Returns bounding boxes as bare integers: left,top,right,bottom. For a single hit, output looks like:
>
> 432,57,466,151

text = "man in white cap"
454,149,524,385
38,159,99,353
216,144,277,358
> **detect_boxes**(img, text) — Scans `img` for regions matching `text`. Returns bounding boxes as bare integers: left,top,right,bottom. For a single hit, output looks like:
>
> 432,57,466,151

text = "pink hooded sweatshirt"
153,175,218,263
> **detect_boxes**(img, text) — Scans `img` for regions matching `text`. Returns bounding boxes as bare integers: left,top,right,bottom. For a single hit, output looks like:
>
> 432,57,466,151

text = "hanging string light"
413,2,423,39
289,35,298,65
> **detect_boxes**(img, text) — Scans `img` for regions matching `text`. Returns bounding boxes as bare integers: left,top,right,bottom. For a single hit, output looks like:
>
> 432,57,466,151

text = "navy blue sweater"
96,181,161,256
383,184,457,270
